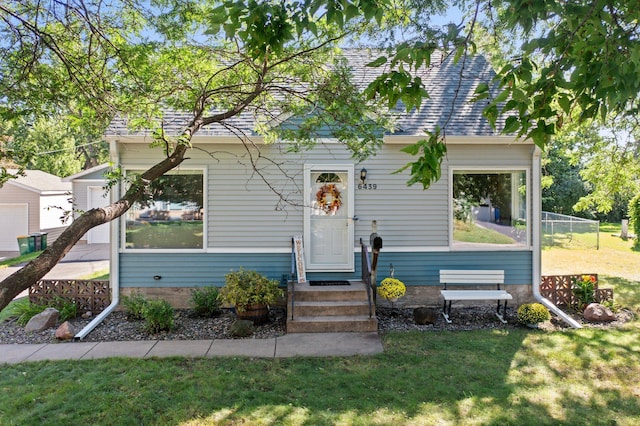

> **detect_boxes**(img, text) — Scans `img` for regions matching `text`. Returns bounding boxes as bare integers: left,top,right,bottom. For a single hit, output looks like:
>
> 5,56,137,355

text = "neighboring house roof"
5,169,71,194
106,49,503,139
62,164,110,182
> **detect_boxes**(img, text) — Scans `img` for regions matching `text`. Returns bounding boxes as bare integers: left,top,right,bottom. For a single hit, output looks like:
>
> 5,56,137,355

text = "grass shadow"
600,275,640,310
3,327,640,424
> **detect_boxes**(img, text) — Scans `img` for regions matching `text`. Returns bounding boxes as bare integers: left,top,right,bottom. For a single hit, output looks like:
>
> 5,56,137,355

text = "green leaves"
394,130,447,189
205,0,391,60
486,0,640,149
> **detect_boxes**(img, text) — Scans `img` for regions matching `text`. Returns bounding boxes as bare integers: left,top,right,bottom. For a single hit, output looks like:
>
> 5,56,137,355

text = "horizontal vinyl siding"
73,182,90,214
375,250,533,286
209,148,304,248
119,253,291,288
444,143,535,168
352,146,449,247
117,140,534,251
118,249,531,288
40,226,67,245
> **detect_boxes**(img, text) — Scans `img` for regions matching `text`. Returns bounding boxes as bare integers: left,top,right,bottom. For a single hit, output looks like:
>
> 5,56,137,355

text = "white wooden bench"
440,270,512,324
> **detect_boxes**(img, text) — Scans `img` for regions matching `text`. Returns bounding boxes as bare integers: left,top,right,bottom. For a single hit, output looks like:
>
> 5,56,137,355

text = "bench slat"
440,270,504,285
441,290,512,301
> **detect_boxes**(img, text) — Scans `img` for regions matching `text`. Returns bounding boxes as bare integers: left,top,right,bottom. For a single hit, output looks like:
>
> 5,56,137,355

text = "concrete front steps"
286,280,378,333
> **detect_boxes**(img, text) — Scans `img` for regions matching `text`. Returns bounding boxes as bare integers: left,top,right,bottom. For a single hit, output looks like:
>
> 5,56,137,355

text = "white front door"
304,164,354,271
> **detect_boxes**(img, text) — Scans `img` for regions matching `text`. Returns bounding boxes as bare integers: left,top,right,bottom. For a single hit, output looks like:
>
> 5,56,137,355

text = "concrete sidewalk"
0,332,383,364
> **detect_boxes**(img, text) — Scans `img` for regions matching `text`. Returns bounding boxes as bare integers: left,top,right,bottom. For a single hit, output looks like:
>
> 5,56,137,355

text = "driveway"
0,244,110,300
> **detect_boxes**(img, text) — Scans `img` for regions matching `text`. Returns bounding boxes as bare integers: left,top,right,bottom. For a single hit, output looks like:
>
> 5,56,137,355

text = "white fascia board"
383,135,530,145
62,164,109,182
108,135,269,145
5,180,42,194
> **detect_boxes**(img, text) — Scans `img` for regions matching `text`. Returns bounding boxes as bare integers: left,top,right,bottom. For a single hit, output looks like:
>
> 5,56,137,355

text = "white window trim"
449,166,531,251
121,166,208,252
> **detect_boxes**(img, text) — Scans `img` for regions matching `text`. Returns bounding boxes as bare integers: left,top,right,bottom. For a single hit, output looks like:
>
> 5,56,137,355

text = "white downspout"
532,146,581,328
75,141,121,340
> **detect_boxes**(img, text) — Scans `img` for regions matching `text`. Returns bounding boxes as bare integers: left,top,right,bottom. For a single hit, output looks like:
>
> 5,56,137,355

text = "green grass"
0,251,42,268
0,297,30,324
543,222,640,309
453,220,515,244
1,223,639,424
78,270,110,280
1,326,639,425
126,221,203,248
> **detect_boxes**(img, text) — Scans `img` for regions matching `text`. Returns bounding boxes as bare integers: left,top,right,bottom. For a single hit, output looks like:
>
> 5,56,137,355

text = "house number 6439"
357,184,377,190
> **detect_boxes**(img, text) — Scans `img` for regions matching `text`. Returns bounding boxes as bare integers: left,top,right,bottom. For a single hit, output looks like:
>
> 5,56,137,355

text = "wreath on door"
316,184,342,214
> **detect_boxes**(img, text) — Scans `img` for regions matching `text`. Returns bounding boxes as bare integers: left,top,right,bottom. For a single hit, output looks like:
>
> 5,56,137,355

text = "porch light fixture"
360,168,367,184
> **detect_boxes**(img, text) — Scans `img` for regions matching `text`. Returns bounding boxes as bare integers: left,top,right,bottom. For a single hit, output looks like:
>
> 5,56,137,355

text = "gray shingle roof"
106,49,501,139
7,169,71,193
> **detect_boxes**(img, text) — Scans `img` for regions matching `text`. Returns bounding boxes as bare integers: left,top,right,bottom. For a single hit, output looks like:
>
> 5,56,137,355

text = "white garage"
0,204,29,251
0,170,72,253
63,164,110,244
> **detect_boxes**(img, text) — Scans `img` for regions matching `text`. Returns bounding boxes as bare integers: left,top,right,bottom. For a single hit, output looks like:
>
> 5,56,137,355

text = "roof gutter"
74,142,121,340
532,146,581,328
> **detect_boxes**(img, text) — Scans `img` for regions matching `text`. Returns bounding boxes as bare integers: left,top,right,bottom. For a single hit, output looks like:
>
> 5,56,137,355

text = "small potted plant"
517,303,551,328
219,268,283,324
377,277,406,302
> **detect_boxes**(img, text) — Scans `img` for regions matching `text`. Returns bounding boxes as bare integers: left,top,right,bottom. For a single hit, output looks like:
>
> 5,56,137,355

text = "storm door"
304,164,354,271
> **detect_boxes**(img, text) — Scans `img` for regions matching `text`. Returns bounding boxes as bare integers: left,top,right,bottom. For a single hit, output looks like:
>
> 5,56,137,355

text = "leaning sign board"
292,235,307,283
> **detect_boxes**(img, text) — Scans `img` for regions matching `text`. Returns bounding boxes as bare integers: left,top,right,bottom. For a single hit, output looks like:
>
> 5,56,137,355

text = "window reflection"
125,171,204,249
453,171,527,247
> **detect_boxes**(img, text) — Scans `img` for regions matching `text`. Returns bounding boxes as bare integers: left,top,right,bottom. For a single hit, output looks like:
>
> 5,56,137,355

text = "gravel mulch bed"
0,305,635,345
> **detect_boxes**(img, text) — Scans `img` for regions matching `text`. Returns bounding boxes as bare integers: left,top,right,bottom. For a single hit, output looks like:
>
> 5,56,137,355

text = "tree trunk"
0,143,191,312
0,75,263,312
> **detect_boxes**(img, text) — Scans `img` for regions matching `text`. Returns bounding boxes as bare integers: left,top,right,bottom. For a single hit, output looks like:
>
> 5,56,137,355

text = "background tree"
1,113,109,177
2,0,640,311
0,0,407,310
572,119,640,221
541,127,590,217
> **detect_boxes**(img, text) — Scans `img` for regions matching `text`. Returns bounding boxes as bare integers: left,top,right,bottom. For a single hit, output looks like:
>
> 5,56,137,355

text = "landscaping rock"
24,308,59,333
230,319,255,337
413,307,438,325
55,321,76,340
584,303,616,323
82,311,93,319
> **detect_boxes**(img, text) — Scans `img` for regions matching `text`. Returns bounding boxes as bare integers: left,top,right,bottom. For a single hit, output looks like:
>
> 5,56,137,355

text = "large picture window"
452,170,528,248
124,170,204,249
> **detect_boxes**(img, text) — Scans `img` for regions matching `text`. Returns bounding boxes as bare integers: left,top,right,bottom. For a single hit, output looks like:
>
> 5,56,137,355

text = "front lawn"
1,325,639,425
1,225,639,424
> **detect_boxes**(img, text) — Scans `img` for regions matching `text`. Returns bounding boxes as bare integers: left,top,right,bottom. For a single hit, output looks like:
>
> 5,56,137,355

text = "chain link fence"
542,211,600,250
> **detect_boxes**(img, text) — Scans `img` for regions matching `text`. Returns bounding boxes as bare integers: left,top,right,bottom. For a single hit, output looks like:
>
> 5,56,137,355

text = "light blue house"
98,50,553,330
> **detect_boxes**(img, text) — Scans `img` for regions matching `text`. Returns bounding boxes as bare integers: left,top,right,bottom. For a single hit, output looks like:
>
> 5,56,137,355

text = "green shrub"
190,286,222,317
629,193,640,240
11,300,47,326
517,303,551,325
121,292,148,320
143,299,174,333
601,298,621,313
220,268,283,311
50,297,78,322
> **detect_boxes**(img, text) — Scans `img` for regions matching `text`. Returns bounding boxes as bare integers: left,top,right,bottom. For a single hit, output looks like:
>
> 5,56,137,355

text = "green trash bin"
17,236,34,255
31,233,42,251
41,232,48,249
